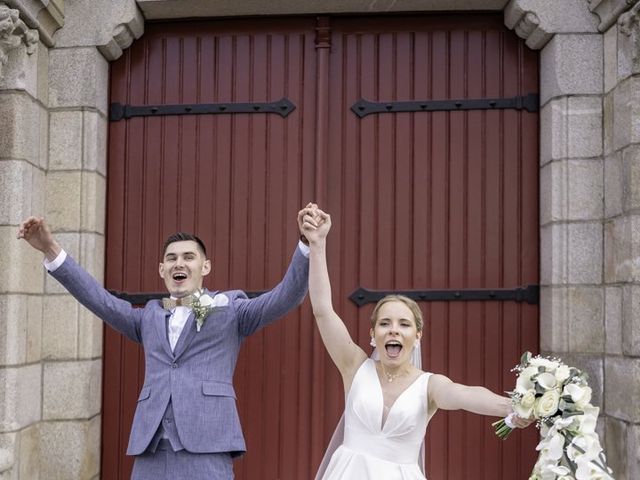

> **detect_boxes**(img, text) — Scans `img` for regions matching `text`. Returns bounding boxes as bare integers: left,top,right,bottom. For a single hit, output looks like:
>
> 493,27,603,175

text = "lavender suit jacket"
49,246,309,456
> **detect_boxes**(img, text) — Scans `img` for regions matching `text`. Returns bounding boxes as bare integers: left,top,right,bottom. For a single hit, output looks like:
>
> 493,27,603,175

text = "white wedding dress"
320,359,433,480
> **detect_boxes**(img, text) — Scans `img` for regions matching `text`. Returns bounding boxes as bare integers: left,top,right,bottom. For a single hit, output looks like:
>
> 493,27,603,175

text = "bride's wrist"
504,412,517,429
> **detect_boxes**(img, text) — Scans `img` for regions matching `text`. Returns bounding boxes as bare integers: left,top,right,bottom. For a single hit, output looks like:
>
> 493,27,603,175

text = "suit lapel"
172,312,197,359
167,290,221,359
154,309,174,358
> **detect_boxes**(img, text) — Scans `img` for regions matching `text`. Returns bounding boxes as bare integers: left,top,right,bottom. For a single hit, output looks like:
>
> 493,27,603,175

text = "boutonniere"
191,290,229,332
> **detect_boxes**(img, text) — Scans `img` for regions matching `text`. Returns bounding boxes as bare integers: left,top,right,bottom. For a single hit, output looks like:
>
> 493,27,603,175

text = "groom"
17,205,316,479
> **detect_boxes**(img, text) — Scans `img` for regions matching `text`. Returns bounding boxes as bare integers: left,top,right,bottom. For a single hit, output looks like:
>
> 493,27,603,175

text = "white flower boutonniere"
191,290,229,332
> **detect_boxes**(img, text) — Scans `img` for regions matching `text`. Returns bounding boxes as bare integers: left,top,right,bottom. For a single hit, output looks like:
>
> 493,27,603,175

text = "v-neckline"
370,359,425,431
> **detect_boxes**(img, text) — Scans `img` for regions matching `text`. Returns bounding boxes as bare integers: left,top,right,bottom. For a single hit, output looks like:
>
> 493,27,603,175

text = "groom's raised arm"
17,216,62,261
17,216,144,343
235,204,315,336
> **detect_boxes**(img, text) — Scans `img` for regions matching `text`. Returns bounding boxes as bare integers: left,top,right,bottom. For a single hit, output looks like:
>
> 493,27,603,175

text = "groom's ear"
201,259,211,277
158,262,165,278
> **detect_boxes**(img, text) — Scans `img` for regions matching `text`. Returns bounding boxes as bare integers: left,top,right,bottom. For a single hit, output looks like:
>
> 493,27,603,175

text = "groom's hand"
17,216,62,261
302,208,330,244
298,202,320,235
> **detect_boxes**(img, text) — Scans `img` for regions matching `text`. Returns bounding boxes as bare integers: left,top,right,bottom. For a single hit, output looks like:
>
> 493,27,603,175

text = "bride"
302,208,531,480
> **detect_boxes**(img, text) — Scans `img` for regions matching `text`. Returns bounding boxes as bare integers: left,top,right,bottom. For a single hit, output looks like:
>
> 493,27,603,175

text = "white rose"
563,383,592,409
198,293,215,307
534,389,560,418
554,364,571,383
536,372,558,390
515,389,536,418
210,293,229,307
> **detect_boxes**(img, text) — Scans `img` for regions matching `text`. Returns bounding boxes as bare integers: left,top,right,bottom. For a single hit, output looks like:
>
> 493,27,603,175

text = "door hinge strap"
351,93,539,118
109,97,296,121
349,284,539,306
108,290,263,305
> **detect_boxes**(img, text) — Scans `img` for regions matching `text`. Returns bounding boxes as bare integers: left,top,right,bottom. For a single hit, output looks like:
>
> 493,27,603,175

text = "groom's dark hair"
162,232,207,258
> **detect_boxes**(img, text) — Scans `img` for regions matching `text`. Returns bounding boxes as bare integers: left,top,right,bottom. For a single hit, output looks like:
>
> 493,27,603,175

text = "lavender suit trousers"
132,440,233,480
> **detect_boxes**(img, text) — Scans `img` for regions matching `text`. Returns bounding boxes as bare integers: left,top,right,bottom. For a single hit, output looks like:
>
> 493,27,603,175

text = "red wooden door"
105,18,319,479
322,15,540,479
104,14,538,480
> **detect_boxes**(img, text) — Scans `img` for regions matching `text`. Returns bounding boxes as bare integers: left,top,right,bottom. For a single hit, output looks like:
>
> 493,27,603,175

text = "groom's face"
159,240,211,298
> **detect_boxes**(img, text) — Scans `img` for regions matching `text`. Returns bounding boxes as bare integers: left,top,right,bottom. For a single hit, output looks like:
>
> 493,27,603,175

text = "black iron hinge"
108,290,264,305
349,284,539,307
351,93,539,118
109,97,295,121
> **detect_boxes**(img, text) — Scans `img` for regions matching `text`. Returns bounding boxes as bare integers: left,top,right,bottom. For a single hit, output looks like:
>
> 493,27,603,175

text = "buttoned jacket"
50,247,309,456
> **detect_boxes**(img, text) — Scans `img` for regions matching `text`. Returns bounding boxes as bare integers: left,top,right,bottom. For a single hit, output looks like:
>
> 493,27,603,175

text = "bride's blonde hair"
370,294,424,332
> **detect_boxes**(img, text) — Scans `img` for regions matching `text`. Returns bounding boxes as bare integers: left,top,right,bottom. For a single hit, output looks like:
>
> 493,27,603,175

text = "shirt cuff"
44,249,67,272
297,240,310,257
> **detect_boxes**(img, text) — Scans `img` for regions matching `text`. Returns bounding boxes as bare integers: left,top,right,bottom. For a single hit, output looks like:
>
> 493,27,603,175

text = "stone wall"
601,2,640,479
0,0,638,478
0,1,141,478
0,3,56,478
507,1,640,478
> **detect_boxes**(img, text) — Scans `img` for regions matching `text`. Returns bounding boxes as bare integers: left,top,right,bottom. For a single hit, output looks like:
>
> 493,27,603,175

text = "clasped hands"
299,203,330,244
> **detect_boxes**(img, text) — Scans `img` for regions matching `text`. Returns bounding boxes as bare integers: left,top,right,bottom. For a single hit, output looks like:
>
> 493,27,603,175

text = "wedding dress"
320,358,432,480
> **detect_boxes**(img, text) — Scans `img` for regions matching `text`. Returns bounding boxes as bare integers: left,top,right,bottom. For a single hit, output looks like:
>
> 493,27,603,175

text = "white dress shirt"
167,305,190,351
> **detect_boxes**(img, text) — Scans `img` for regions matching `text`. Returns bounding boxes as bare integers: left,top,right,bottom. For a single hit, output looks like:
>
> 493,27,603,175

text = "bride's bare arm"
303,210,368,381
427,374,531,427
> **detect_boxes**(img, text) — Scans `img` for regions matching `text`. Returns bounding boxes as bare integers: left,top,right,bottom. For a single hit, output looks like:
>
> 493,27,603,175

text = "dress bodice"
343,359,432,465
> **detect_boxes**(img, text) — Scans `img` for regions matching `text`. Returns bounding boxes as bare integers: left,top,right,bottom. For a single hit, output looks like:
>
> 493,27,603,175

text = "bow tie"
162,295,195,310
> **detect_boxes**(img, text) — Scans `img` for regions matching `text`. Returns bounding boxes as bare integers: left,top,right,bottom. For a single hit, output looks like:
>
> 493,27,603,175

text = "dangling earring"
370,337,376,347
410,340,422,369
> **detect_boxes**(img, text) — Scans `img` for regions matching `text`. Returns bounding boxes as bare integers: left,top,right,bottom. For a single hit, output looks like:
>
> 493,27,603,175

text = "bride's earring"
370,337,376,347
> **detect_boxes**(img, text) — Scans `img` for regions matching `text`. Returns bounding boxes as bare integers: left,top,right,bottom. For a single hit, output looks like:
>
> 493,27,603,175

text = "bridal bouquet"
492,352,614,480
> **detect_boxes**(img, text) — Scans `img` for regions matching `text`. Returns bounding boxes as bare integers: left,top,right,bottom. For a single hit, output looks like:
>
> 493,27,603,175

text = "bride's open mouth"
385,340,403,358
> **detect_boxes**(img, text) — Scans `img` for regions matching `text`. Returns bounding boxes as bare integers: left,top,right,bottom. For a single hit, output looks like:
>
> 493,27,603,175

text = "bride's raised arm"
302,209,368,384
